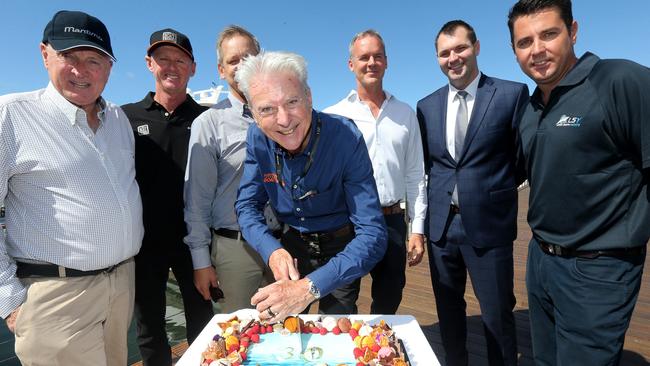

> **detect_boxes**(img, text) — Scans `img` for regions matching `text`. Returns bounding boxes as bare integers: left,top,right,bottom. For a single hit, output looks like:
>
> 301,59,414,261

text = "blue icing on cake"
245,332,356,365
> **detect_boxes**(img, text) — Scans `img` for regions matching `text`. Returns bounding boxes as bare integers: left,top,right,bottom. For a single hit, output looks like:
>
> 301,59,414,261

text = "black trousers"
369,212,407,314
281,226,360,314
133,243,213,366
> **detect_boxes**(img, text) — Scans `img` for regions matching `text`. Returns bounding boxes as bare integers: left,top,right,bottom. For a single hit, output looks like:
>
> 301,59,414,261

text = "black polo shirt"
519,52,650,250
121,92,208,250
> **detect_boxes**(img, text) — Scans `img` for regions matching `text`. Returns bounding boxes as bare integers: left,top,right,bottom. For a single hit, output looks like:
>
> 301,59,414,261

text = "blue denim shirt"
236,110,387,296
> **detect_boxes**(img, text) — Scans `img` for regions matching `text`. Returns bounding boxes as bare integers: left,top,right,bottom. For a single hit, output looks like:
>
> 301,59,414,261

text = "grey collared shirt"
0,83,144,318
184,93,255,269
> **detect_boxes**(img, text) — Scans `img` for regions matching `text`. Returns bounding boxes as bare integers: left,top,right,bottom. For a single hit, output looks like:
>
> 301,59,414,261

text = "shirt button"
293,184,298,189
164,112,169,117
300,217,305,222
296,208,301,212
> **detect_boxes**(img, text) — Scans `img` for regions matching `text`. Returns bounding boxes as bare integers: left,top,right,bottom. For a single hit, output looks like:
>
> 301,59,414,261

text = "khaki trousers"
211,233,273,313
14,260,135,366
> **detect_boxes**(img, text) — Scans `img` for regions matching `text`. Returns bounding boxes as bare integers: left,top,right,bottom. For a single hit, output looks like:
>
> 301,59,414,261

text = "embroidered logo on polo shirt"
136,124,150,136
556,114,583,127
263,173,279,183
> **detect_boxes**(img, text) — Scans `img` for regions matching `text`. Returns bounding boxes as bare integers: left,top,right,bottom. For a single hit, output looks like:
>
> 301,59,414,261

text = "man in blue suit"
416,20,529,366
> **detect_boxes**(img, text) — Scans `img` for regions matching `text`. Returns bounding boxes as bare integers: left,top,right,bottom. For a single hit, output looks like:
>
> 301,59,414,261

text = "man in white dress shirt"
324,29,427,314
0,10,143,366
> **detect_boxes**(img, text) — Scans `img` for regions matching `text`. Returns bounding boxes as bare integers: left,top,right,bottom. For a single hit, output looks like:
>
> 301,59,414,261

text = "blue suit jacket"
416,74,529,247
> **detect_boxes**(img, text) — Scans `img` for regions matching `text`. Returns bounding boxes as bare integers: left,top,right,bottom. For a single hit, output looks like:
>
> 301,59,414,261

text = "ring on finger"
266,307,277,318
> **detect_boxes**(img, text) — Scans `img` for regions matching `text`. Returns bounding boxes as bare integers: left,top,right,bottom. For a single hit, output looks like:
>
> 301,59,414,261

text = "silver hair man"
235,51,310,102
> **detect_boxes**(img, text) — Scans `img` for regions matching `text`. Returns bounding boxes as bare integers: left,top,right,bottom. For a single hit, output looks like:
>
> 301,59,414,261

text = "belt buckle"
307,238,322,257
547,244,556,255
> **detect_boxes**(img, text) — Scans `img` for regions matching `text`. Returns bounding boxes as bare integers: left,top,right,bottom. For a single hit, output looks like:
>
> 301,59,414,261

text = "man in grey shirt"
184,25,273,312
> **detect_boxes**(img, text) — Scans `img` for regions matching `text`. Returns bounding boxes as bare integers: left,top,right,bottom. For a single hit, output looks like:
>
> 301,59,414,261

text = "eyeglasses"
56,51,111,73
255,97,304,118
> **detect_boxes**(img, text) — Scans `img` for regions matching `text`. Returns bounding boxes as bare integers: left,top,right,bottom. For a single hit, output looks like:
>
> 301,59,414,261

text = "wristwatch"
307,279,321,300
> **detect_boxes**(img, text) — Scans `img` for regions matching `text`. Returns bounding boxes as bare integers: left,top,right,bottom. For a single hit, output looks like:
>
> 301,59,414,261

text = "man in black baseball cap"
147,28,194,60
122,27,212,366
42,10,116,61
2,9,143,366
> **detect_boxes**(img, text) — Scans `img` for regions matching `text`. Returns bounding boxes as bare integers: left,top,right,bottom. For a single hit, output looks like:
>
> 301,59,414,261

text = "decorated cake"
200,313,410,366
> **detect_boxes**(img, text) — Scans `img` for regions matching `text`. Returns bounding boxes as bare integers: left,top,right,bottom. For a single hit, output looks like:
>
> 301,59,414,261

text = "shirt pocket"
299,187,346,218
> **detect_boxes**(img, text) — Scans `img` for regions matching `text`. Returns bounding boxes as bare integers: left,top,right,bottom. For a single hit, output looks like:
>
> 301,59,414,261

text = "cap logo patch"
63,26,104,41
161,32,178,43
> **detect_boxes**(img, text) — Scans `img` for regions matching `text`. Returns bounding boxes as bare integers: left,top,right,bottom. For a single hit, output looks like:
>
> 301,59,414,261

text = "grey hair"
235,51,309,102
216,25,260,64
348,29,386,57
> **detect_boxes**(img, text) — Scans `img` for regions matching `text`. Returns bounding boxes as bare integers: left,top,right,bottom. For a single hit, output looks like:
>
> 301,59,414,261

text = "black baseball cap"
42,10,115,62
147,28,194,60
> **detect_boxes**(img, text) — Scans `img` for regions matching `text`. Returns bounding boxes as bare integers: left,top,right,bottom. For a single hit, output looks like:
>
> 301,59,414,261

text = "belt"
450,204,460,214
16,258,131,279
537,240,646,259
287,223,354,260
382,202,404,215
212,228,242,240
289,223,354,245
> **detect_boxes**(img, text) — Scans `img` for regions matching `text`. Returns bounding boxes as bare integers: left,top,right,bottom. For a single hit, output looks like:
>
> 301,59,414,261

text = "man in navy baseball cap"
0,9,143,366
42,10,116,61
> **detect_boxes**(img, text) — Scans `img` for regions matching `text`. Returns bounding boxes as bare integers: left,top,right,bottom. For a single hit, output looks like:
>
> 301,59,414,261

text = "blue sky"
2,1,649,109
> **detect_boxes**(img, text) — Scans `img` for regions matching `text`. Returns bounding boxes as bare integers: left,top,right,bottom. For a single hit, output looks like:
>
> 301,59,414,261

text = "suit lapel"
438,88,455,164
458,75,495,161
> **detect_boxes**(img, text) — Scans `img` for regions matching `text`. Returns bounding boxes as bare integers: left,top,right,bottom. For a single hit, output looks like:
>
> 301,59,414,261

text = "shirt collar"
226,92,252,118
44,82,106,126
142,92,157,109
448,71,481,99
143,91,196,113
530,52,599,105
345,89,393,104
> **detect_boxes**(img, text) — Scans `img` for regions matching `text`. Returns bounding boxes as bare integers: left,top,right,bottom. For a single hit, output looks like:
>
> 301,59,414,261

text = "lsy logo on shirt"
555,114,583,127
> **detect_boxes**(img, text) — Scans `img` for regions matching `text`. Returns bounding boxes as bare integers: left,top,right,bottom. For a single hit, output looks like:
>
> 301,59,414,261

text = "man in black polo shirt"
121,28,213,366
508,1,649,364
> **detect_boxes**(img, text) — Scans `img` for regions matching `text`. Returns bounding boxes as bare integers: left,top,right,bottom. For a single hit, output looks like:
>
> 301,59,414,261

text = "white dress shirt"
445,72,481,160
0,83,143,318
324,90,427,234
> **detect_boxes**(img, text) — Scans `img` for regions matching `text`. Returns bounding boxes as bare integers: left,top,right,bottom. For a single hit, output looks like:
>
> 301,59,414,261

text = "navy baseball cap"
42,10,116,62
147,28,194,60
